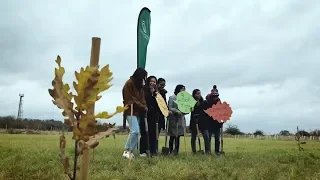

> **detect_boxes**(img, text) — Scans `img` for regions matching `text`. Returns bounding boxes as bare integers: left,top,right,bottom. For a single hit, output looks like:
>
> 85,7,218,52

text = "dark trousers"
208,129,221,153
140,131,158,154
155,125,162,153
148,127,157,154
191,129,211,153
139,131,148,154
139,119,158,155
169,136,180,154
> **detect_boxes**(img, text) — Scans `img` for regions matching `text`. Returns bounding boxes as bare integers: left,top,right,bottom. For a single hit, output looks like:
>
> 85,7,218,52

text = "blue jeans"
191,130,211,153
124,115,140,152
209,129,221,153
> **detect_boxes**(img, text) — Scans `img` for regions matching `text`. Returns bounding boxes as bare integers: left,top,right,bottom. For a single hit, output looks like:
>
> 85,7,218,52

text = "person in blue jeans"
208,127,222,155
122,68,148,159
203,85,223,155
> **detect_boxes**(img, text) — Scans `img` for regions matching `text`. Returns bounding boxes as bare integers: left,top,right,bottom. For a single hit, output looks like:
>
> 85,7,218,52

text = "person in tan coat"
122,68,148,159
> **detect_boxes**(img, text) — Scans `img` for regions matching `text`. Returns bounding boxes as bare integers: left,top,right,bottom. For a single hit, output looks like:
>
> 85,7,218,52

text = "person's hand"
150,87,155,93
144,106,148,111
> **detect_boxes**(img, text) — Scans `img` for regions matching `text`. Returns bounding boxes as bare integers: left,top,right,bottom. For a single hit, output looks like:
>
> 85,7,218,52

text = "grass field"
1,134,320,180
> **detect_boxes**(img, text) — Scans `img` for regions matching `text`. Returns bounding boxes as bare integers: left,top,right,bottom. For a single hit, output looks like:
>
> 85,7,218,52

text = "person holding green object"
167,84,186,155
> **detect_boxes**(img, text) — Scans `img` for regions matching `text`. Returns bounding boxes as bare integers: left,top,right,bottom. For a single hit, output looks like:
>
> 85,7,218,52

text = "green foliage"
279,130,291,136
253,130,264,136
298,130,311,137
224,124,243,135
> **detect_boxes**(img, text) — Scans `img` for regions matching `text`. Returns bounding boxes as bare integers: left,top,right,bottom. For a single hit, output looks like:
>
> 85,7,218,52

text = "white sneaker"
122,151,127,157
139,153,147,157
122,151,134,159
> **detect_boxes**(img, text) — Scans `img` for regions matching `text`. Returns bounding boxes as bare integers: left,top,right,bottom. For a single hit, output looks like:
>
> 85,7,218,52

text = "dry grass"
1,134,320,180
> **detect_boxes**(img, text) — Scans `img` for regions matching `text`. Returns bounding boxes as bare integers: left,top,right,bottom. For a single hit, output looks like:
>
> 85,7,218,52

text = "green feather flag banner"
137,7,151,69
123,8,151,129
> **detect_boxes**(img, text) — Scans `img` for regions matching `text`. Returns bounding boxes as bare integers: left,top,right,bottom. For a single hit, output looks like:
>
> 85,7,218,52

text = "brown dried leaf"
87,128,113,148
48,56,76,126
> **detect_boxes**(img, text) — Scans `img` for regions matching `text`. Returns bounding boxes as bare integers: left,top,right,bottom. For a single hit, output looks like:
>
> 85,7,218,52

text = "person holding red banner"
122,68,148,159
202,85,223,155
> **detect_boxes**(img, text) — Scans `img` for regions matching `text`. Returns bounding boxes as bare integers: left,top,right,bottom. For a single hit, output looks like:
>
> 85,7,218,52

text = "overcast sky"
0,0,319,134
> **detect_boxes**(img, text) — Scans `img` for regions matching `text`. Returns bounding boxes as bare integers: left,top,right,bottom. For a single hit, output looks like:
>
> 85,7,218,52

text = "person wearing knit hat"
211,85,218,93
206,85,219,100
201,85,222,155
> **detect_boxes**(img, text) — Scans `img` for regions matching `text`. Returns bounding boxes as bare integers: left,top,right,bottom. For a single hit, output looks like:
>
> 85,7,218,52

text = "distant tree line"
220,124,319,137
0,116,319,136
0,116,70,131
0,116,125,132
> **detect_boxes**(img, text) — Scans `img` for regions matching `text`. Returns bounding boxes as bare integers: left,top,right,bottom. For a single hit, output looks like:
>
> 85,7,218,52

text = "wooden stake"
92,149,95,161
129,104,133,165
183,117,187,153
113,132,117,148
79,37,101,180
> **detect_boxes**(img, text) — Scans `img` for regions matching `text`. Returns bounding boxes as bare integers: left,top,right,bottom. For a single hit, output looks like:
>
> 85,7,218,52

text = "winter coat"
122,77,147,129
189,101,208,133
167,95,185,136
141,87,161,134
201,99,223,133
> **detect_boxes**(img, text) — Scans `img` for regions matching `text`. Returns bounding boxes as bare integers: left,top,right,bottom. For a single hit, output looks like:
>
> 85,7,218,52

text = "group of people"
121,68,223,159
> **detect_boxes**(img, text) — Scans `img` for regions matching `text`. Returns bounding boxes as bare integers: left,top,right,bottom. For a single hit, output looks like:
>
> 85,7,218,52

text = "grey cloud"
1,0,320,133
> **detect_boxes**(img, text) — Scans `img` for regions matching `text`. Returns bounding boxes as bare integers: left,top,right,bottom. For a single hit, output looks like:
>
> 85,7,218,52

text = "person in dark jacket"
157,78,167,134
203,86,223,155
189,89,211,154
139,76,161,157
156,78,168,152
122,68,148,159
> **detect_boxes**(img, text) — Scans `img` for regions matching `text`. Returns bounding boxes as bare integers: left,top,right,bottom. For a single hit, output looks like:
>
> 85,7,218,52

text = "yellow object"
155,92,169,117
95,106,128,119
48,55,127,141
